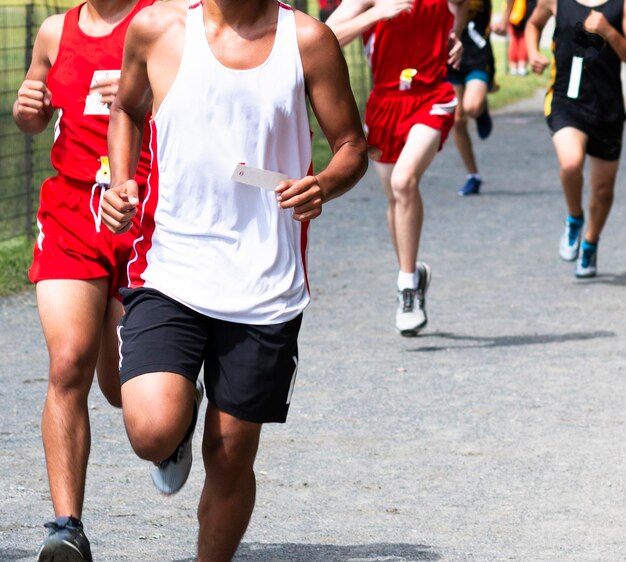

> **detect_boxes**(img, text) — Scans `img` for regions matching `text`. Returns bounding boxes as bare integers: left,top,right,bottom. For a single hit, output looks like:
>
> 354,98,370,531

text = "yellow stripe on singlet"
544,40,557,118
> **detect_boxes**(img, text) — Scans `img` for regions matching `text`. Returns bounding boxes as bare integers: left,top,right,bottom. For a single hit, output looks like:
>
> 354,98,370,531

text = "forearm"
525,20,543,57
108,104,144,187
448,0,469,38
602,26,626,61
503,0,514,21
316,138,368,202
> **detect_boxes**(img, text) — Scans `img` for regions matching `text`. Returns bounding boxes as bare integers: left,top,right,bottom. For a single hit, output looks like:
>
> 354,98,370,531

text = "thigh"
462,77,489,113
96,295,126,405
37,278,109,384
393,124,442,185
205,314,303,424
552,127,588,169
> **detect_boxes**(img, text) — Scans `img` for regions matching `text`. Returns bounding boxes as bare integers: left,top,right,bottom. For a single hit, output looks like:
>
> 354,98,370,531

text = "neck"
203,0,273,26
83,0,139,25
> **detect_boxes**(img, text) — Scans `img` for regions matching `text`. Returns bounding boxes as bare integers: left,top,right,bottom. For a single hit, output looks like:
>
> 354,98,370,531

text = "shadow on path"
576,271,626,287
407,330,614,352
173,542,440,562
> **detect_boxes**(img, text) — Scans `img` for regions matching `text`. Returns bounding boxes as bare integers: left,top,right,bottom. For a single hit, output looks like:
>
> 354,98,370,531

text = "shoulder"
37,13,65,46
127,0,187,44
537,0,557,14
293,9,341,52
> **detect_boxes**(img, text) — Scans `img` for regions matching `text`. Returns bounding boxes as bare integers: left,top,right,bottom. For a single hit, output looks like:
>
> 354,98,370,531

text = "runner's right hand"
15,79,52,120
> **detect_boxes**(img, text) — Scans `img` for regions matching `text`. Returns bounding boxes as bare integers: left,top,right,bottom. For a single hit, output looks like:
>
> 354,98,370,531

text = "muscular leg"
586,155,619,243
121,371,196,462
95,296,124,408
37,278,109,519
374,124,441,273
552,127,587,218
452,83,479,175
197,408,262,562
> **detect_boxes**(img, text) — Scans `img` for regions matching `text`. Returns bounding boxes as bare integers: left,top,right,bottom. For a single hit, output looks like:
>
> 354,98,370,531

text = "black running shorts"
547,107,624,161
118,288,302,423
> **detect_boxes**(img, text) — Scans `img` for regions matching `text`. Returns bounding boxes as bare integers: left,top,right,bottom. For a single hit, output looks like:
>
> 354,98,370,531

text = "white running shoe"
559,217,583,261
150,380,204,495
395,262,431,336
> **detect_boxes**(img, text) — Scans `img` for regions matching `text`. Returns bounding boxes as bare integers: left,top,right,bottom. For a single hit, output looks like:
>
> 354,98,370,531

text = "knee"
389,173,418,203
464,99,484,119
203,430,257,490
560,159,583,178
47,347,94,396
593,182,615,204
124,410,186,462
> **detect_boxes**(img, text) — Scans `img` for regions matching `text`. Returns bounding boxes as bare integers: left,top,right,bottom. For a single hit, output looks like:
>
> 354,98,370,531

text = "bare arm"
12,14,62,135
583,6,626,61
101,14,155,234
448,0,468,39
492,0,514,35
526,0,554,74
447,0,468,68
275,13,368,222
325,0,413,47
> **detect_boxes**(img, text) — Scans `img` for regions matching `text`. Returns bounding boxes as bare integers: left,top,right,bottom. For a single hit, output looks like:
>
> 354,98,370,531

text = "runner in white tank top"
101,0,368,558
131,1,313,324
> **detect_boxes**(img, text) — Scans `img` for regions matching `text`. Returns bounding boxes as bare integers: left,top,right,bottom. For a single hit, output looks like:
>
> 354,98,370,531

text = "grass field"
0,29,551,297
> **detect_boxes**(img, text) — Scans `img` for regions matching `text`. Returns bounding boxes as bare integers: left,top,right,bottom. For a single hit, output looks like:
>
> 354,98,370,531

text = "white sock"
468,173,481,181
397,270,417,290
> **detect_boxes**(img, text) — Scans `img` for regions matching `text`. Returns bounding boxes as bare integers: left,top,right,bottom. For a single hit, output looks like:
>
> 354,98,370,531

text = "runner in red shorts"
12,0,153,558
327,0,468,336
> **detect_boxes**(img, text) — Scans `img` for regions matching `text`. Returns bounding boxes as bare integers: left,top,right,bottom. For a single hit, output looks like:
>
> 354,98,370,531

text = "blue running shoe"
559,215,584,261
458,175,481,196
476,104,492,139
37,516,93,561
575,240,598,278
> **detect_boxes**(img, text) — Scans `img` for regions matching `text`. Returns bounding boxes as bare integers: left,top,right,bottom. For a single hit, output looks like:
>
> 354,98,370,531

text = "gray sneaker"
395,262,431,336
559,216,584,261
37,516,92,561
150,380,204,495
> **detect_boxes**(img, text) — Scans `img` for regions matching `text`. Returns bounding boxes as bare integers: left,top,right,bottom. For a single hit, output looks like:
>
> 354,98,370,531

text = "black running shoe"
476,104,493,139
37,516,93,561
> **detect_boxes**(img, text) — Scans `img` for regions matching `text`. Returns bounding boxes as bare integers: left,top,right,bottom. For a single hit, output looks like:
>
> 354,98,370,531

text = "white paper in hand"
231,164,288,191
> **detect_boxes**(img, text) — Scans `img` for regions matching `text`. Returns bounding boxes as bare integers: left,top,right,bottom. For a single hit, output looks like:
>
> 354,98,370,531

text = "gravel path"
1,92,625,561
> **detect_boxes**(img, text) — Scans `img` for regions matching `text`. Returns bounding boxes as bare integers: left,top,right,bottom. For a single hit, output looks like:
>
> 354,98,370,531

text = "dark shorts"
547,107,624,161
118,288,302,424
447,69,490,87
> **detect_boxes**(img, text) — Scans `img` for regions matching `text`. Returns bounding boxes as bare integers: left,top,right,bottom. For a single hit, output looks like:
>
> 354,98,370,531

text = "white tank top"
128,0,312,324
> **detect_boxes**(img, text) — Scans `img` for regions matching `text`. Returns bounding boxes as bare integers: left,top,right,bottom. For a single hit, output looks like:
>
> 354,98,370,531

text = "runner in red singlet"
12,0,153,558
327,0,468,336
